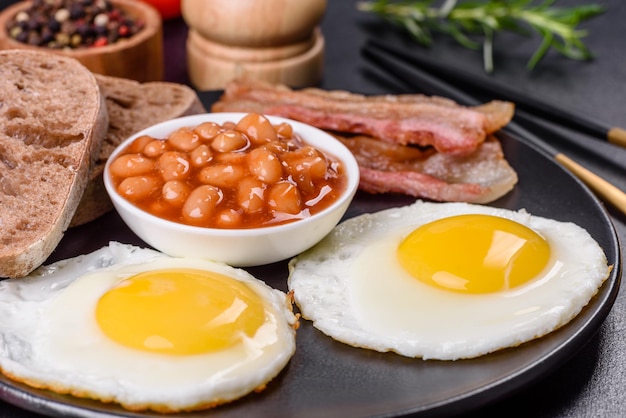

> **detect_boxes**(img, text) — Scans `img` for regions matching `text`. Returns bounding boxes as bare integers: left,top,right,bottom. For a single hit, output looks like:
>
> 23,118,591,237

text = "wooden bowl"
0,0,164,82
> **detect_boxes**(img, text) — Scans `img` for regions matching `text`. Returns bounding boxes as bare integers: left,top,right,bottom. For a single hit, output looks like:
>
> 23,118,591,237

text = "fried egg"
288,201,610,360
0,242,297,412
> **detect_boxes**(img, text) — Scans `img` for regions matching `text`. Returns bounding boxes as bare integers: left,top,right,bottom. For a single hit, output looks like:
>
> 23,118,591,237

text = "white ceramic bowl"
104,112,360,266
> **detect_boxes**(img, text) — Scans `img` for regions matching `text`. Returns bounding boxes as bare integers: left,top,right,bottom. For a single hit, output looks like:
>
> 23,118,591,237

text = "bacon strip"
335,134,518,203
212,78,515,155
211,79,518,203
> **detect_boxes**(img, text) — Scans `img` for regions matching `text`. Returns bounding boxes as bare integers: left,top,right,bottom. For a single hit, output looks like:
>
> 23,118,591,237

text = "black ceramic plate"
0,124,621,418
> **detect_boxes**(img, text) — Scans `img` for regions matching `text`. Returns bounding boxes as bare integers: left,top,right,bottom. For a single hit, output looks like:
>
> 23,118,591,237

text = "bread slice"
70,74,206,226
0,50,109,278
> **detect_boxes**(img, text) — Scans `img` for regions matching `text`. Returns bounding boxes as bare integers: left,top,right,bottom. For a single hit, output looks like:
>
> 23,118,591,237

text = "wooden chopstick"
361,45,626,217
365,38,626,149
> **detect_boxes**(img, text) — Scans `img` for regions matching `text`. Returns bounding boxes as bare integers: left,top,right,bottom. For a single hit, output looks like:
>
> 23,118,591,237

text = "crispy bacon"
211,79,518,203
212,78,515,155
335,134,518,203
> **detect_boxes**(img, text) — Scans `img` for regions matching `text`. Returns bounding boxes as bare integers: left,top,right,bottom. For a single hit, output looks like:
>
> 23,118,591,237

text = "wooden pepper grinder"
182,0,326,90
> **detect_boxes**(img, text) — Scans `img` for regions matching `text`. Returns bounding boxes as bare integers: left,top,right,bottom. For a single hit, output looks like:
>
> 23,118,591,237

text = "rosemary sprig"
357,0,605,72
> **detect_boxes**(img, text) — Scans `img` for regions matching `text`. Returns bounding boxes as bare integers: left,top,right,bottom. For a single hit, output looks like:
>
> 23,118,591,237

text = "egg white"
288,201,610,360
0,242,297,412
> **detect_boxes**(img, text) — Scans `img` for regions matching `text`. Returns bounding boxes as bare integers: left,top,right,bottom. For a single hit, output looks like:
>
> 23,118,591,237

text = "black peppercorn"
75,21,92,38
15,30,28,43
5,0,144,49
47,18,61,32
25,17,40,32
40,27,54,43
69,3,85,20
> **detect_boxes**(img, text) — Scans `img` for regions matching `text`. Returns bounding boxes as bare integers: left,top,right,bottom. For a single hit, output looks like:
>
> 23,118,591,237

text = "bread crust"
0,49,109,278
70,74,206,226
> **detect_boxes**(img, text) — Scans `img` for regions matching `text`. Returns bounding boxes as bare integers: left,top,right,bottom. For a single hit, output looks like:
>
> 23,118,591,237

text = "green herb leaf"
357,0,605,72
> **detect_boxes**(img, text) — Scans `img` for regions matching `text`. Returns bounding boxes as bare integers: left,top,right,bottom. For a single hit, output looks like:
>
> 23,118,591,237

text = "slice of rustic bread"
70,74,206,226
0,50,109,278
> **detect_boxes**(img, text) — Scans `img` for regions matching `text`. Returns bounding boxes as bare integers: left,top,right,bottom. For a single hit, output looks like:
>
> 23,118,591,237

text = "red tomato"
139,0,181,20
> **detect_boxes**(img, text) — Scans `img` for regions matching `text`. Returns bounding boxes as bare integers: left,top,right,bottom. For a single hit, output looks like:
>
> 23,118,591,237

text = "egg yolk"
95,268,266,355
397,214,550,293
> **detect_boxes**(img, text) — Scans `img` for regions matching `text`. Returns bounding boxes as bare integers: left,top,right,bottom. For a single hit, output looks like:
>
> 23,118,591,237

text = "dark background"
1,0,625,417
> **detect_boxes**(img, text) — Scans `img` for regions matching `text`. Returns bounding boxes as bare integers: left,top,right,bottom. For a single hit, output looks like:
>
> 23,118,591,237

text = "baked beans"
109,113,347,229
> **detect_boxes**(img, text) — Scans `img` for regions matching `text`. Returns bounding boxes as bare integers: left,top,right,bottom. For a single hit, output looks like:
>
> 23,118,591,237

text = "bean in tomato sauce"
108,113,347,229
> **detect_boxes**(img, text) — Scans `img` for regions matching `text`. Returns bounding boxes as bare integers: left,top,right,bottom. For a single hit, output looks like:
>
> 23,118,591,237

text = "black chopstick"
364,38,626,149
361,45,626,216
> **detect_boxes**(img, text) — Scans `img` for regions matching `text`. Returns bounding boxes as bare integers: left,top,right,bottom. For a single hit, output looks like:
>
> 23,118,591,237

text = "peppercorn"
47,18,61,32
54,8,70,23
92,36,107,47
16,30,28,43
75,21,92,38
25,17,40,32
69,3,85,20
5,0,144,49
9,26,21,38
41,27,54,43
27,31,41,45
93,12,108,27
15,11,29,23
55,31,70,47
70,33,82,47
118,24,128,37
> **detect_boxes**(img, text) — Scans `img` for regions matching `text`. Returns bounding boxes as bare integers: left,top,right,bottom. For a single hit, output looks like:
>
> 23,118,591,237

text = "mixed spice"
6,0,145,49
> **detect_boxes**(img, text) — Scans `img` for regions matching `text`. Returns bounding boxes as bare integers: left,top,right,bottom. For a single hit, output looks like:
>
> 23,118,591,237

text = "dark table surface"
1,0,625,417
